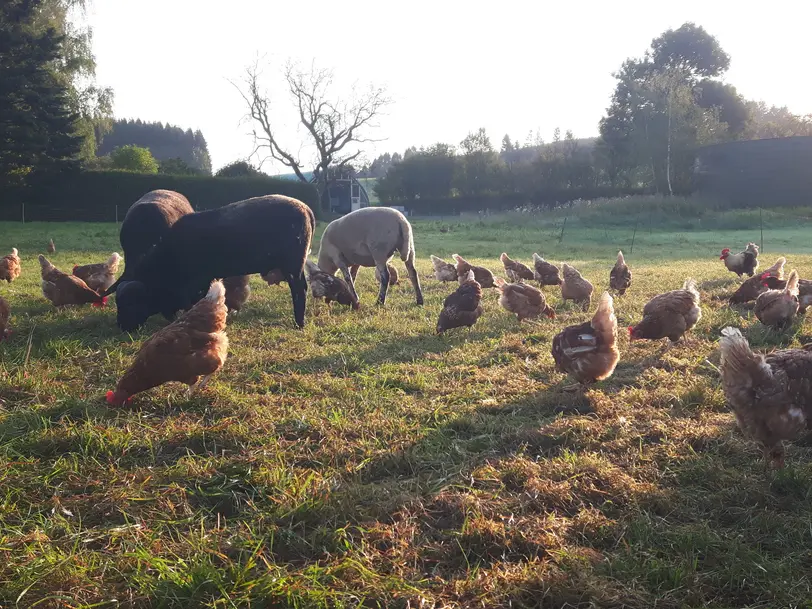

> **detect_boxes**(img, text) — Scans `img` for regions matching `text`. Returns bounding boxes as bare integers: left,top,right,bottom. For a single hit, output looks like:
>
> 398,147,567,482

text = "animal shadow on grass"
286,327,509,375
701,277,739,292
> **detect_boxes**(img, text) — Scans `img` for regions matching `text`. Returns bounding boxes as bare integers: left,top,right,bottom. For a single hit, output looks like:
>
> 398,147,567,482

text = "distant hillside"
98,119,213,174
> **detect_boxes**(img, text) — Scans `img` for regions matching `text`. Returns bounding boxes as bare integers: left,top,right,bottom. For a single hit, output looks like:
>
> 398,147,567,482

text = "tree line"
368,23,812,203
96,119,212,175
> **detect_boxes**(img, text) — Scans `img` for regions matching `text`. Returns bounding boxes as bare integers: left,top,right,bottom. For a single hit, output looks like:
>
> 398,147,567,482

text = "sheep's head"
115,281,155,332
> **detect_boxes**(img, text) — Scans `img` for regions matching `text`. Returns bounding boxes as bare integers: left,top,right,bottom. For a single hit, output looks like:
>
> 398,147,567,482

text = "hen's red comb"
105,390,116,404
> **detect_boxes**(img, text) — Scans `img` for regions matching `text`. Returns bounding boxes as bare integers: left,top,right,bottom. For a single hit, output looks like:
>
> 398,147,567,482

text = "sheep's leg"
286,269,308,329
404,255,424,306
338,263,361,306
375,262,390,305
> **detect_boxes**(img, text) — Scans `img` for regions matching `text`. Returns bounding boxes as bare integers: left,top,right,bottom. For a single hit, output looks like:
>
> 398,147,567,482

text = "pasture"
3,212,812,608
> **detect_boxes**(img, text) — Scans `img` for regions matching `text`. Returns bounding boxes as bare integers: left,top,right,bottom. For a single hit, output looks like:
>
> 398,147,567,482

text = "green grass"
3,211,812,608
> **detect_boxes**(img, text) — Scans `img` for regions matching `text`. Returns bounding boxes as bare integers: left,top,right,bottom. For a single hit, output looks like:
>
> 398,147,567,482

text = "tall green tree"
0,0,82,188
457,128,505,195
598,23,730,193
34,0,113,161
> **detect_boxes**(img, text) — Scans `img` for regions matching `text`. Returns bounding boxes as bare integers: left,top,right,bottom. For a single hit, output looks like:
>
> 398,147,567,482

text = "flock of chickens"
1,237,812,468
426,242,812,469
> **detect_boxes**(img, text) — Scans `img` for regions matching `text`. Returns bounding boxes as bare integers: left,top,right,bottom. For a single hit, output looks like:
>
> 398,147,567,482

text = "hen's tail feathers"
762,257,786,279
499,253,510,264
720,327,772,389
682,278,699,299
746,242,759,255
591,292,617,346
108,252,122,266
10,248,18,257
452,253,466,266
494,277,507,290
430,254,446,269
532,253,543,263
617,250,625,264
460,269,475,284
786,270,800,296
205,280,226,304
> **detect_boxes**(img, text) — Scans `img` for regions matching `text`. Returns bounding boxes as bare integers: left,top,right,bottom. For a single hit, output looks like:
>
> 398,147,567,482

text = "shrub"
215,161,262,178
395,186,646,216
110,145,159,173
0,171,319,221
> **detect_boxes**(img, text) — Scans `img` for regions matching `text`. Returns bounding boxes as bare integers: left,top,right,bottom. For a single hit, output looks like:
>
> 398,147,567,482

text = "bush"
215,161,262,178
110,145,159,173
0,171,319,221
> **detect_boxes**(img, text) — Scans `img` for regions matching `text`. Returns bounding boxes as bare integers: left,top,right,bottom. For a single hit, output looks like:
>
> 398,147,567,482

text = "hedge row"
0,171,319,222
392,186,647,216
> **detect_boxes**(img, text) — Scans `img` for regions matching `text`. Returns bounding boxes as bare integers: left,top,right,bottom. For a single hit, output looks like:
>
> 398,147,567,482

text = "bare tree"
235,60,391,212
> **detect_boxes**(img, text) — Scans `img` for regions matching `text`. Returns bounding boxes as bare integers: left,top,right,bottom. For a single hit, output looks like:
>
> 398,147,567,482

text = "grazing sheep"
110,190,195,291
317,207,423,306
116,195,314,332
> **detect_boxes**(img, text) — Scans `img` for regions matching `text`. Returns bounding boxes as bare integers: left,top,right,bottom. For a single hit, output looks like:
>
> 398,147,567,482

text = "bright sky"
88,0,812,173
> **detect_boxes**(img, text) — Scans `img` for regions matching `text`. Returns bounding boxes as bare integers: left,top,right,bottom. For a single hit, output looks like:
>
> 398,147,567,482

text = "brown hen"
73,252,121,293
729,257,786,304
437,270,483,333
0,248,21,283
552,292,619,385
430,255,458,282
106,280,229,405
495,277,555,322
222,275,251,313
560,263,594,310
306,260,357,310
755,270,799,329
720,326,812,468
609,250,632,295
500,253,535,283
39,255,107,308
452,254,495,288
798,278,812,314
532,253,562,287
629,279,701,344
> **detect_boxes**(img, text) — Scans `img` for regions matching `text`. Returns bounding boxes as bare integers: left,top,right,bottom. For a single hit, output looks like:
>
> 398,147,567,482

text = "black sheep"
114,190,194,287
115,195,314,332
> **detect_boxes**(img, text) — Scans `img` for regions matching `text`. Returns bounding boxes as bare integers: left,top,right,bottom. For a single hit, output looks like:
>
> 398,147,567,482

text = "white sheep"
317,207,423,307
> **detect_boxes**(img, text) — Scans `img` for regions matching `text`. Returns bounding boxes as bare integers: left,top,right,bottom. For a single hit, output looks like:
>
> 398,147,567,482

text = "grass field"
3,211,812,608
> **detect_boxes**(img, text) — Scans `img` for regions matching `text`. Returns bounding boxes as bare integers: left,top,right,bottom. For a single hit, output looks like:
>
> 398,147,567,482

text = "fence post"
630,219,639,254
115,204,118,226
558,216,568,243
21,202,24,224
760,207,764,253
